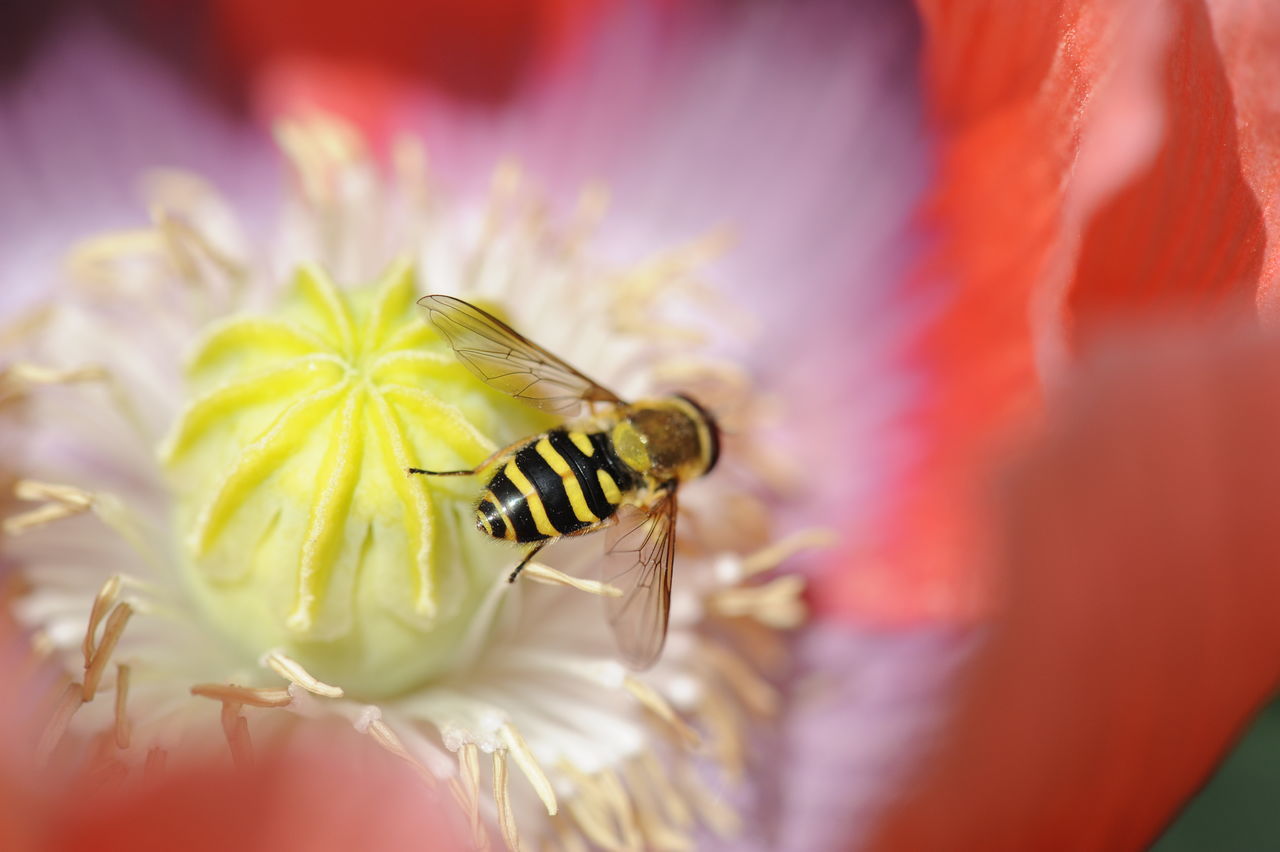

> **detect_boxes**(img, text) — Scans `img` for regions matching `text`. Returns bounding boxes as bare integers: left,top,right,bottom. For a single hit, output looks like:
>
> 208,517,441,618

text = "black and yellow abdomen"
475,428,636,543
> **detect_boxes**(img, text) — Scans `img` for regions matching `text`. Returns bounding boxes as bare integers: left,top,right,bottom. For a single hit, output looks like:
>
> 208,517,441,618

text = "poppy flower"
0,2,953,850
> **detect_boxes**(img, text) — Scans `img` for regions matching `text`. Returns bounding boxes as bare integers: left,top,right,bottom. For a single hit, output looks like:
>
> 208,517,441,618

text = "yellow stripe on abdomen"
535,438,599,524
596,469,622,505
502,461,560,538
569,431,595,456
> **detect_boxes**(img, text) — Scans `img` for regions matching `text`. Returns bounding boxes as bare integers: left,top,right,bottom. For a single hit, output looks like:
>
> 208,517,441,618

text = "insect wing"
420,295,624,414
602,490,677,670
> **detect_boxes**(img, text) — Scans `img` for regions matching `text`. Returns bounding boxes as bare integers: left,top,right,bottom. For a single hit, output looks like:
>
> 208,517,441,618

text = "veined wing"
420,294,625,414
602,488,677,670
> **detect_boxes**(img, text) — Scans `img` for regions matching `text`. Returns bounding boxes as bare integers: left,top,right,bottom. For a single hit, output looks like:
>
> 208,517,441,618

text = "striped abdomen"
476,429,636,543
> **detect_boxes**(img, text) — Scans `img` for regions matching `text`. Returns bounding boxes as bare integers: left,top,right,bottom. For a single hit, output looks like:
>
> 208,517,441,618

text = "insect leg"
508,542,548,583
406,439,526,477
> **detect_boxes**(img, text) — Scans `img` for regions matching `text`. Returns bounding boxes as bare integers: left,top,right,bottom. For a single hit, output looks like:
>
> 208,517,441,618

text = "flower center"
160,259,549,697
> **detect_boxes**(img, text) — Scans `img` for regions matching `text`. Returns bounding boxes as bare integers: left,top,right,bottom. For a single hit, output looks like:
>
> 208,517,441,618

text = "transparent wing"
602,488,677,670
420,294,625,414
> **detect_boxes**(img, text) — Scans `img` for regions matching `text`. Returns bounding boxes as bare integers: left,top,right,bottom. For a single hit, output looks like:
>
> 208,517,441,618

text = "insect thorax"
613,398,716,483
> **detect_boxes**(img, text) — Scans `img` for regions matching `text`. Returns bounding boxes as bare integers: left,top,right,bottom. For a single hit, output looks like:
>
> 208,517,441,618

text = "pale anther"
623,676,701,749
457,743,488,850
561,764,629,852
678,763,741,838
522,562,622,597
261,649,345,697
36,682,84,764
82,575,122,664
64,229,166,286
500,722,558,816
6,361,108,390
621,761,692,851
365,717,438,789
740,528,837,577
493,749,523,852
152,204,243,281
701,641,778,717
82,602,133,702
637,751,693,829
190,683,293,708
5,480,94,535
596,768,643,851
710,575,807,629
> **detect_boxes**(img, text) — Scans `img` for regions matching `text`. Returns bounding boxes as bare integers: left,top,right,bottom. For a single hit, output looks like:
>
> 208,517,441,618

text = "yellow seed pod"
160,260,550,697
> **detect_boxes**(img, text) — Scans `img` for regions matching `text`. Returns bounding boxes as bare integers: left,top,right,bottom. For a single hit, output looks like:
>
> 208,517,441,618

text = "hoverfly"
408,295,720,669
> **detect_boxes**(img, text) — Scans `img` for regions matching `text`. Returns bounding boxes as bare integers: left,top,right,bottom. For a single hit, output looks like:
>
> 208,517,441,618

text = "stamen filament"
114,663,132,749
220,702,253,769
144,746,168,778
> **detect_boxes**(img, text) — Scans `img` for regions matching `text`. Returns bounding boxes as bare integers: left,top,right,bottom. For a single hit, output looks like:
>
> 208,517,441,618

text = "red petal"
42,730,464,852
210,0,603,105
1067,0,1263,344
822,0,1269,623
1205,1,1280,317
870,327,1280,849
